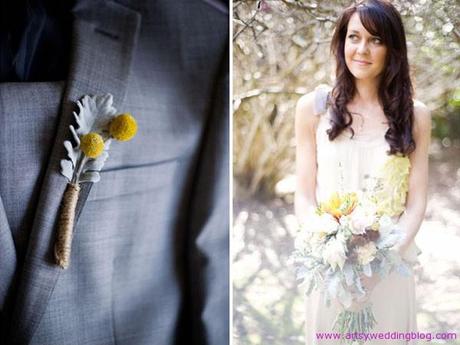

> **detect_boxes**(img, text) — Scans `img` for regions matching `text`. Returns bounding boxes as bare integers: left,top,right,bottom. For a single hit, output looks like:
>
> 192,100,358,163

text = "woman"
295,0,430,344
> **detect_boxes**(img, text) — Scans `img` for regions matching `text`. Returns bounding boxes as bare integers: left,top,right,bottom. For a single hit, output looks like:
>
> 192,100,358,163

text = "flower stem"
54,183,80,269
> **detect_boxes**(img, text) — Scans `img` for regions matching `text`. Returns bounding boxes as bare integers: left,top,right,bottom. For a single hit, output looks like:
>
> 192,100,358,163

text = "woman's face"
344,13,387,81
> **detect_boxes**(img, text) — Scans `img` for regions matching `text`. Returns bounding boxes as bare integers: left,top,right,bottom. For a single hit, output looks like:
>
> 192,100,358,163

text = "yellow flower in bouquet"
320,192,358,219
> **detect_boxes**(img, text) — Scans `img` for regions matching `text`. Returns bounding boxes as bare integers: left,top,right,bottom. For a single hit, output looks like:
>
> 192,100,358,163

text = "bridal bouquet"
292,191,411,339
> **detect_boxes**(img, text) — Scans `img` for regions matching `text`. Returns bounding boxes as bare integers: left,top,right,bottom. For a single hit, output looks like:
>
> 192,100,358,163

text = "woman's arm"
295,91,320,224
360,103,431,296
396,101,432,255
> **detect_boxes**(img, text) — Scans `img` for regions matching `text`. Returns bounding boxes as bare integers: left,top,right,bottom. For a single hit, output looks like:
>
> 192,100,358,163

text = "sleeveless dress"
304,85,419,345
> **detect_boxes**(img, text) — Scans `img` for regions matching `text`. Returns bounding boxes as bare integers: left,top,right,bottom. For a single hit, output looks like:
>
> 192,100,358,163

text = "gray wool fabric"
0,1,229,344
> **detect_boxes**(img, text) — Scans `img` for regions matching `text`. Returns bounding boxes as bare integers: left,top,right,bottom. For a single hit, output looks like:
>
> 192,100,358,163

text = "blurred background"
232,0,460,344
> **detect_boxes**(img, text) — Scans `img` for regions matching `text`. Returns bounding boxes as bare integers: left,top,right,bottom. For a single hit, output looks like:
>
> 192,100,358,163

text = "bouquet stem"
332,304,377,344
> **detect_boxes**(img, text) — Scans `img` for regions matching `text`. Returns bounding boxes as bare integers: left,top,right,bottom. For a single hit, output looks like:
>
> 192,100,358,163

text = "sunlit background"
232,1,460,344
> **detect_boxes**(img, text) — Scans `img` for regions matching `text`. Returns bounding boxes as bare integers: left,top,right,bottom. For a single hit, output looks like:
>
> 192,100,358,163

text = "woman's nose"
357,40,369,54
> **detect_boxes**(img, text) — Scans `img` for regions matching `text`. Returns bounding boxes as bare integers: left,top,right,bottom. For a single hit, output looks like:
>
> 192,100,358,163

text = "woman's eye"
348,34,359,41
372,37,382,44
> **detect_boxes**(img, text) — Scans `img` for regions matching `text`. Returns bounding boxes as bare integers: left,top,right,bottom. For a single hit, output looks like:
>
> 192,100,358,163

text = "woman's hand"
347,294,371,312
361,273,381,293
346,274,381,312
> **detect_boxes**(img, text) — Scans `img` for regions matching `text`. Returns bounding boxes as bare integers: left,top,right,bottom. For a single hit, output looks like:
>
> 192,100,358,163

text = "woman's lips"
353,59,372,66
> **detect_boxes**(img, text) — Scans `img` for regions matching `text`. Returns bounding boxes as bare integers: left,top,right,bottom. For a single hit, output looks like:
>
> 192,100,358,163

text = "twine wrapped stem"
54,183,80,269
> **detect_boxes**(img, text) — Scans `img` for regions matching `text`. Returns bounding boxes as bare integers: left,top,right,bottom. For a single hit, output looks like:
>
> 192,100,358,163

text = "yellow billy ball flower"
109,113,138,141
80,132,105,158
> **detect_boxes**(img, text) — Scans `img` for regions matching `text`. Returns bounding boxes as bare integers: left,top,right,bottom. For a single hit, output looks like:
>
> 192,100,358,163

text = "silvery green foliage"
376,226,405,249
292,220,413,340
292,220,413,309
60,159,74,182
73,94,117,136
60,94,116,184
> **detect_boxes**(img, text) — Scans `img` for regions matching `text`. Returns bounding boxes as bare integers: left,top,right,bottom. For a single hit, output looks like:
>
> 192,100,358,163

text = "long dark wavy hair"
329,0,415,155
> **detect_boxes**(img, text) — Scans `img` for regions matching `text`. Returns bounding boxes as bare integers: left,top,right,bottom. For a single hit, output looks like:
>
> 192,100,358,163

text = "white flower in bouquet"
349,206,375,235
337,214,352,234
355,242,378,265
309,213,339,235
322,235,347,270
310,231,327,246
292,171,415,342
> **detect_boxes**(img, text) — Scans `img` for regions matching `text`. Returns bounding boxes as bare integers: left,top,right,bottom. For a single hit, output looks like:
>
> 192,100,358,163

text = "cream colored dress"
304,86,419,345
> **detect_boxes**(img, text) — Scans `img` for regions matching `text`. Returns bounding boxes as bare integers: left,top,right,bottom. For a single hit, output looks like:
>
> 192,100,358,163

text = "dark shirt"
0,0,74,82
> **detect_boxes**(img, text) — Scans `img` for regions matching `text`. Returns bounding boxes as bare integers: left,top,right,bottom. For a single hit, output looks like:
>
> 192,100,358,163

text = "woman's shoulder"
413,99,431,136
413,99,430,116
413,99,431,125
295,92,317,131
296,84,332,119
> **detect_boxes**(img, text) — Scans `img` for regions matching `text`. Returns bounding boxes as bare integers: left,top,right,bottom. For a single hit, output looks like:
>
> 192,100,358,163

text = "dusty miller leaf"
363,263,372,277
355,274,366,295
377,231,404,249
74,94,116,135
69,124,80,145
79,171,101,183
343,263,355,286
104,138,112,150
64,140,79,166
337,284,352,308
326,272,341,298
74,97,96,135
60,160,74,182
62,94,117,184
83,151,109,172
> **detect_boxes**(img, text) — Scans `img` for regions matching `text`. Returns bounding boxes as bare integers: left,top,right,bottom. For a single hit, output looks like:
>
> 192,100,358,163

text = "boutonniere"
55,94,137,269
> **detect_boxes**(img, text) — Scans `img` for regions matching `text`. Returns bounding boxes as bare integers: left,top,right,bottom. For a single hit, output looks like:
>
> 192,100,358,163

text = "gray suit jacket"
0,1,229,344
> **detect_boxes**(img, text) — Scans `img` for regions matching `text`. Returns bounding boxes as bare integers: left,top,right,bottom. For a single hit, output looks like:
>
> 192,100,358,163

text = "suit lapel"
8,2,140,343
0,196,16,322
